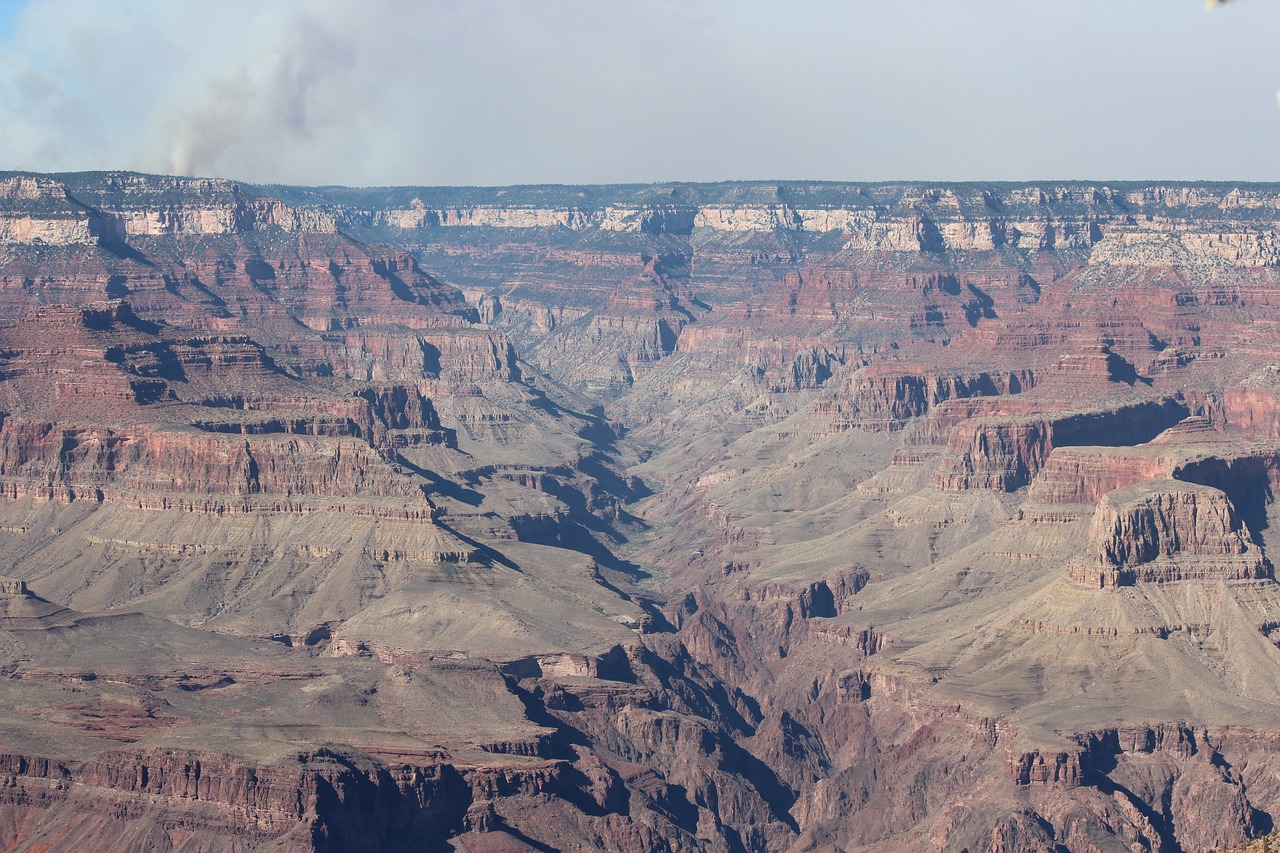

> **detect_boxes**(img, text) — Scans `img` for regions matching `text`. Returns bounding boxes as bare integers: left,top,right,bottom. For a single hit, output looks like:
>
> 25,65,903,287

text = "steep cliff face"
1070,480,1269,586
935,399,1189,492
813,364,1034,433
0,173,337,244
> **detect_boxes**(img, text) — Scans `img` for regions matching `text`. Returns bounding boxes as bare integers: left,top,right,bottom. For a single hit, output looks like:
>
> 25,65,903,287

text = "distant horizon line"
5,168,1280,193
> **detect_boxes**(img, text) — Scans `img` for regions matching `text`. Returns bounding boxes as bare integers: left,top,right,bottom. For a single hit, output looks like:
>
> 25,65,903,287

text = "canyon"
1,171,1280,851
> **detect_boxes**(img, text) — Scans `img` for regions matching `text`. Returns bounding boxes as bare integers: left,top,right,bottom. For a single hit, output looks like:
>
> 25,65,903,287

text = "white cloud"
1,0,1277,185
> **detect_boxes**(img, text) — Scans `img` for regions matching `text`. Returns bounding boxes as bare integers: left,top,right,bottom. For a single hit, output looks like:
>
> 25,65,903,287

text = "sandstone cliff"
1070,480,1270,586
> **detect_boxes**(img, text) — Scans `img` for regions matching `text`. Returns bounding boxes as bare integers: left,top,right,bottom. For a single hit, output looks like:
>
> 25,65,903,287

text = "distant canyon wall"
4,174,1280,266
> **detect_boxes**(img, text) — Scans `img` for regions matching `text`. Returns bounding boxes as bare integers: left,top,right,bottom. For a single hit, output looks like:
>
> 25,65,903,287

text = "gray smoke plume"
158,8,354,179
1,0,1277,185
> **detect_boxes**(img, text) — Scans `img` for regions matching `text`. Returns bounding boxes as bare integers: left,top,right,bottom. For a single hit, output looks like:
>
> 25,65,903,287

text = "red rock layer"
1069,480,1269,586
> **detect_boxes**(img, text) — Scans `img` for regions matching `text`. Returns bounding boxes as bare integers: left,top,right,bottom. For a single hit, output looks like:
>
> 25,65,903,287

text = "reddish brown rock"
814,364,1033,433
8,173,1280,852
935,399,1188,491
1069,480,1269,587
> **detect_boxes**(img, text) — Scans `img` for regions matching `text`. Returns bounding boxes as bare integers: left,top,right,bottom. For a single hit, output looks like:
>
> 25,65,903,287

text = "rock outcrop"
935,399,1188,491
1069,480,1270,586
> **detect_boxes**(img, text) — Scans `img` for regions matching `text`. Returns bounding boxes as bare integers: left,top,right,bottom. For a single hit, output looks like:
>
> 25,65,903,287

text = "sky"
0,0,1277,187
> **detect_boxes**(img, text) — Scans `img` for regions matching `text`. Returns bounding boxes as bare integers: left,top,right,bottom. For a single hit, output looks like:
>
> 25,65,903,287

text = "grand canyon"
1,171,1280,852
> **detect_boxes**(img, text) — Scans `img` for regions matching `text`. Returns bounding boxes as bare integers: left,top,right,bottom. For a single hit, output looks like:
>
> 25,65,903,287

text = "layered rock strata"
3,172,1280,851
1069,480,1269,587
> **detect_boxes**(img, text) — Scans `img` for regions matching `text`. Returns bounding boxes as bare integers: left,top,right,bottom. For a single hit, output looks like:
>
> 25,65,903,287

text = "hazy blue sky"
0,0,1276,186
